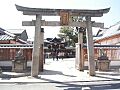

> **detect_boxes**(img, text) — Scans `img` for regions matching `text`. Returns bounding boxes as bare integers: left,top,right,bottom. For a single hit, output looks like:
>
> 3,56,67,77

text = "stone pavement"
0,58,120,90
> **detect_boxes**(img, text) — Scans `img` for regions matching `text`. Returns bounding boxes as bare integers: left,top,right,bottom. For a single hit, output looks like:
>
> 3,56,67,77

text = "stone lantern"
12,49,27,72
97,49,110,71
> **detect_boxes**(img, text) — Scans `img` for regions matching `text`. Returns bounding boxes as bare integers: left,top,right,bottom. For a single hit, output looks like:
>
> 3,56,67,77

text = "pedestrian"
56,51,59,61
52,52,56,61
58,52,64,60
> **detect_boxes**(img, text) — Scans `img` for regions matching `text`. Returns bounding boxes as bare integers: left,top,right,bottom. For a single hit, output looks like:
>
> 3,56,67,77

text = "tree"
58,26,86,47
58,26,78,47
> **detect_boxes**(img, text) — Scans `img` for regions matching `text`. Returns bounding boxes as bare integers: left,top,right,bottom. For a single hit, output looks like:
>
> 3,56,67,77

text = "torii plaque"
15,4,110,77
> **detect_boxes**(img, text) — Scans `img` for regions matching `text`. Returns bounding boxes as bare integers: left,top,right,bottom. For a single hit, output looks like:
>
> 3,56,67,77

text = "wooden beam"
16,4,110,17
92,22,104,28
22,20,35,26
23,11,59,16
22,20,104,28
22,11,103,17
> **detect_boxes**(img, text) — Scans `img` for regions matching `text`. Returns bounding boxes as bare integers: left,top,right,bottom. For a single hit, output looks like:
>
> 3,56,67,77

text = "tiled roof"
94,22,120,41
0,28,15,40
7,29,25,34
0,35,14,40
0,27,28,44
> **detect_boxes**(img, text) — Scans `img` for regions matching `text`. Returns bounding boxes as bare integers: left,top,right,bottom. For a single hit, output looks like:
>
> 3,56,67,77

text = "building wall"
93,34,120,60
0,48,32,61
0,39,30,61
0,40,10,44
95,34,120,45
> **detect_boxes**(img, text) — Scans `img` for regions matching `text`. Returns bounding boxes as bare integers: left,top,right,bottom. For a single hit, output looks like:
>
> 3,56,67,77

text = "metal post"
31,14,41,77
86,16,95,76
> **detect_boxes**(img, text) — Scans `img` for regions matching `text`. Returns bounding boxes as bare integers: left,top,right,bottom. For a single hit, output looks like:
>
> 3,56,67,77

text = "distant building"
94,22,120,45
0,27,30,61
93,22,120,60
7,29,28,41
0,28,27,44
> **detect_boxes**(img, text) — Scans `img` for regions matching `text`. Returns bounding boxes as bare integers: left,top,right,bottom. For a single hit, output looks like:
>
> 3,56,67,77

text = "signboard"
60,11,69,26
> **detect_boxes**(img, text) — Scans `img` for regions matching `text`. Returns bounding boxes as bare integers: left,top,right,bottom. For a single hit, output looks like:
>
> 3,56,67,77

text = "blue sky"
0,0,120,39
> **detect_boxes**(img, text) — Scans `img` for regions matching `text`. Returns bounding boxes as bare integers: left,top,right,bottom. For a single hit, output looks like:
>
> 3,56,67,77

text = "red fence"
0,46,120,61
0,48,32,61
83,48,120,61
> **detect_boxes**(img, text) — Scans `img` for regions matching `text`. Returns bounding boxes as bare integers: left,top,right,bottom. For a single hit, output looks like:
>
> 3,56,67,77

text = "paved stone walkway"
0,58,120,90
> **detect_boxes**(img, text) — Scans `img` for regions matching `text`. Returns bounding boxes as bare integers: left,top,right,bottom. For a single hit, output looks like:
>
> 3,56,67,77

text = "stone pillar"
75,43,79,69
31,14,41,77
39,28,44,72
85,16,95,76
78,28,84,71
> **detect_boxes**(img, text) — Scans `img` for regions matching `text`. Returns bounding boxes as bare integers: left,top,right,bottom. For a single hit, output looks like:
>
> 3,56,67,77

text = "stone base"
97,60,110,71
12,60,27,72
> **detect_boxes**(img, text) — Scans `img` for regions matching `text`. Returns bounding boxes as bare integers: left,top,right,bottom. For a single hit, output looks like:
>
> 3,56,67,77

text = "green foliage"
58,26,77,46
58,26,86,47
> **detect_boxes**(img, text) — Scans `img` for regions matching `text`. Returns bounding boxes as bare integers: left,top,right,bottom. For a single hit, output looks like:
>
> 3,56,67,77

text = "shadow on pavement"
39,76,120,90
41,69,76,77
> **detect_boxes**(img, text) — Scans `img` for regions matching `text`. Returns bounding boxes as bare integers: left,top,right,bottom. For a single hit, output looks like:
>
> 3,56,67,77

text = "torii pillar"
77,28,84,71
31,14,42,77
39,28,44,72
86,16,95,75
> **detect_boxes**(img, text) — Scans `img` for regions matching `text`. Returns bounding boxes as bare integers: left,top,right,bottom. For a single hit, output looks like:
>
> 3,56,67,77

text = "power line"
109,20,120,29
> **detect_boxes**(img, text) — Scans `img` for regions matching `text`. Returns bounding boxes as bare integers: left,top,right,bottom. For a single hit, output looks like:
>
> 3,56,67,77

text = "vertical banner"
60,11,69,26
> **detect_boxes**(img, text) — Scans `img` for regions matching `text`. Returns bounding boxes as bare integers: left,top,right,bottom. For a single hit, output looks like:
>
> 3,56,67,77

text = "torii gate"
15,5,110,77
